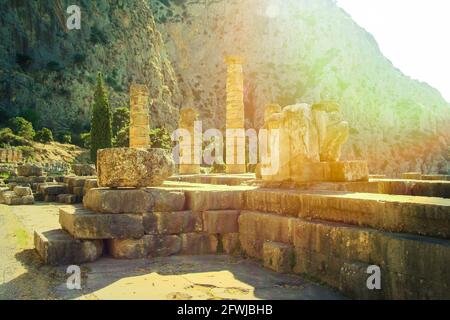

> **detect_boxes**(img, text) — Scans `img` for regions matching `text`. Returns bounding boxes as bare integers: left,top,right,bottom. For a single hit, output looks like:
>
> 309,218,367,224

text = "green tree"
34,128,53,143
8,117,35,140
90,73,112,163
112,107,130,137
149,127,172,150
114,126,130,147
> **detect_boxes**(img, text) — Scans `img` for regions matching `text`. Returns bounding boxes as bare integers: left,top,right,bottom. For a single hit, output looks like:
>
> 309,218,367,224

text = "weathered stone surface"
329,161,369,182
83,179,98,194
13,186,32,197
41,184,68,195
245,189,450,238
73,186,84,197
180,233,218,255
225,56,246,174
57,194,71,203
421,174,450,181
97,148,174,188
2,191,22,205
143,211,202,235
129,84,151,149
83,188,185,214
263,241,295,274
21,195,34,205
203,210,240,234
221,233,241,255
44,194,57,202
59,206,144,240
238,211,293,259
185,190,244,212
72,164,96,176
292,219,450,299
376,179,450,198
34,229,103,266
107,235,181,259
17,164,43,177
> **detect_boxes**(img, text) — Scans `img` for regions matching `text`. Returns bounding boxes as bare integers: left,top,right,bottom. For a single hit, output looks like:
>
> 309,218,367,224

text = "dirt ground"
0,203,344,300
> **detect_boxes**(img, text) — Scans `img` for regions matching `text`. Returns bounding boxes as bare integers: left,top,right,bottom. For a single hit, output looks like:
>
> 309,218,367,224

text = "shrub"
34,128,53,143
149,127,172,150
90,72,112,163
80,132,91,149
0,128,30,147
8,117,35,140
16,146,35,161
112,107,130,137
61,133,72,144
113,126,129,148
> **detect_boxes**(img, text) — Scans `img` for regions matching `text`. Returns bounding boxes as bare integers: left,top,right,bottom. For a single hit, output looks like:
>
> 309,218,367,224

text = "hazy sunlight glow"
337,0,450,102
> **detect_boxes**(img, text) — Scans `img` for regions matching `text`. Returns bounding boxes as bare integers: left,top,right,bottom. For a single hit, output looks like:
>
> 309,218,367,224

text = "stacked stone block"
0,186,34,205
129,84,150,149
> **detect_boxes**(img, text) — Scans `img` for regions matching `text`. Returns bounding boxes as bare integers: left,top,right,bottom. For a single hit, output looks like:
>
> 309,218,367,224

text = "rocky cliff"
150,0,450,175
0,0,182,134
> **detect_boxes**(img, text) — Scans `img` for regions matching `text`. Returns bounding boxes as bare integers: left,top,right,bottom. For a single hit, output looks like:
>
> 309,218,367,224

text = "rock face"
0,1,182,132
151,0,450,175
97,148,174,188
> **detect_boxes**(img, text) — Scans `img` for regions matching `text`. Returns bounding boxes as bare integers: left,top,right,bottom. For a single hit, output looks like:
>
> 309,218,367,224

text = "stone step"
291,218,450,300
245,189,450,239
375,179,450,198
59,205,144,240
34,229,103,266
83,187,185,214
168,173,256,186
239,211,450,299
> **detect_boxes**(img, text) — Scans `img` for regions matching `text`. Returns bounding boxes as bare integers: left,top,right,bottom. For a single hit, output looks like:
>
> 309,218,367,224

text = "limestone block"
203,210,240,234
263,241,295,273
13,186,32,197
17,164,43,177
221,233,241,255
34,229,103,266
180,233,218,255
72,164,96,176
2,191,22,205
59,206,144,240
41,184,68,195
129,84,150,148
73,186,84,197
107,235,181,259
143,211,202,235
329,161,369,182
83,188,185,214
44,195,57,202
339,262,384,300
97,148,174,188
83,179,98,194
57,194,71,203
64,194,80,204
21,195,34,205
185,190,244,212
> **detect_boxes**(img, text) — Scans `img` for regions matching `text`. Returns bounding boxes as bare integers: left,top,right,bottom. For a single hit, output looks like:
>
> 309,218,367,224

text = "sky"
336,0,450,102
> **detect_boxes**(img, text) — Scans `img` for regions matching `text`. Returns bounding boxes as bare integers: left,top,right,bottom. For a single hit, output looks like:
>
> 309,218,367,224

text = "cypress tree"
90,72,112,164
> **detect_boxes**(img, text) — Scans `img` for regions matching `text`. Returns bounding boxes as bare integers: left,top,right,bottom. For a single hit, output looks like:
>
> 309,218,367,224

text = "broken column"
129,84,150,149
225,56,246,174
178,107,201,175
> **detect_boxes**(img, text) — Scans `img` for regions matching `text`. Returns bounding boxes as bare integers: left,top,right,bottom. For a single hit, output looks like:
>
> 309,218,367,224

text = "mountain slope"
150,0,450,175
0,0,182,134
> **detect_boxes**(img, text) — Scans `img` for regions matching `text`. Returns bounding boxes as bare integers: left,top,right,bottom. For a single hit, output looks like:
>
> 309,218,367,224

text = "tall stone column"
178,107,201,175
225,56,246,174
129,84,150,149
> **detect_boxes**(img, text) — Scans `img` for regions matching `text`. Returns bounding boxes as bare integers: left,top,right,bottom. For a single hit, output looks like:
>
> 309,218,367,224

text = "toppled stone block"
97,148,174,188
203,210,240,234
17,164,43,177
72,163,96,176
59,206,144,239
73,186,84,197
180,233,218,255
143,211,202,235
13,186,32,197
34,229,103,266
83,188,185,214
107,235,181,259
21,195,34,205
41,184,68,195
83,179,98,194
263,241,295,273
2,191,22,205
221,233,241,255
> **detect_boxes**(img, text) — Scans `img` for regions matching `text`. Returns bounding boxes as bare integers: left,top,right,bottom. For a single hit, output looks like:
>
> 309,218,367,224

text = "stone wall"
0,149,22,163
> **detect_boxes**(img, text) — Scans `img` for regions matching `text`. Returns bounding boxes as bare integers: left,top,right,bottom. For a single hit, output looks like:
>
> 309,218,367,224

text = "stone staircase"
34,182,450,300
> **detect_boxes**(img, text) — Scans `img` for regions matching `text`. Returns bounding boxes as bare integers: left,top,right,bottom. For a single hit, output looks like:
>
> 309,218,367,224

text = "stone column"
225,55,246,174
178,107,201,175
129,84,150,149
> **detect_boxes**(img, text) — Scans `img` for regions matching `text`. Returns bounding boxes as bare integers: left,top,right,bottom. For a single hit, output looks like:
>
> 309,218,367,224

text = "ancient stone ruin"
30,72,450,301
